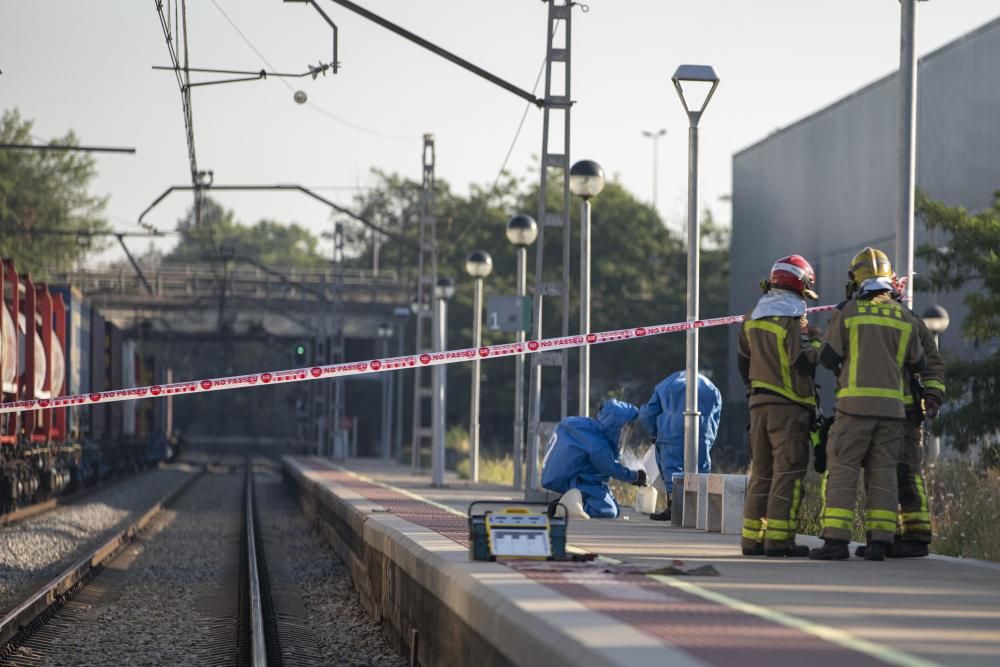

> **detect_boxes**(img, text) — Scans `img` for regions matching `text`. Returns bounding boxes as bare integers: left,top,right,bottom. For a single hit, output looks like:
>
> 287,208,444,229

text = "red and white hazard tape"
0,304,837,415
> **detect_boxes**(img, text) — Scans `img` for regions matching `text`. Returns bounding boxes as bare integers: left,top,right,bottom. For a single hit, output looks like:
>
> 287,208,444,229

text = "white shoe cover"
560,488,590,520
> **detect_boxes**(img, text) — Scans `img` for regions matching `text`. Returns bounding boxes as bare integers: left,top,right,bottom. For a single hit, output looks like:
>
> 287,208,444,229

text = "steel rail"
0,469,204,655
245,463,268,667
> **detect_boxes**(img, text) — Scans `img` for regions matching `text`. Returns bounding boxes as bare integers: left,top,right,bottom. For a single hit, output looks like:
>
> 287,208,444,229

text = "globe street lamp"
672,64,719,478
431,276,455,487
641,129,667,210
377,322,394,461
922,304,949,460
465,250,494,482
569,160,605,418
506,214,538,490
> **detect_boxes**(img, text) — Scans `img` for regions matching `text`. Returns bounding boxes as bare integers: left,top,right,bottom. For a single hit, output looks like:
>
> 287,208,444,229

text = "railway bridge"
47,264,410,341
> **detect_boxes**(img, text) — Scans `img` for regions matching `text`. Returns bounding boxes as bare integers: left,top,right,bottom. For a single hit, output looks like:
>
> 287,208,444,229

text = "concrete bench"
682,473,709,529
706,474,748,535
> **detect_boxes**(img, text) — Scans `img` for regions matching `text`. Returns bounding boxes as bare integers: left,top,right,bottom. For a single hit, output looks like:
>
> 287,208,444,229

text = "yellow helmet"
848,247,893,283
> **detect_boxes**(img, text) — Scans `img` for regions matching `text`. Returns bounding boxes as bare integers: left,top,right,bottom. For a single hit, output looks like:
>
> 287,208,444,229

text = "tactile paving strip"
309,464,886,667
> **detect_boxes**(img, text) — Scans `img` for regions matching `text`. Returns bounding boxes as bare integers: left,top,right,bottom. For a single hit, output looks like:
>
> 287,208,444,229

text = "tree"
917,189,1000,450
0,109,108,277
345,169,731,454
164,197,328,270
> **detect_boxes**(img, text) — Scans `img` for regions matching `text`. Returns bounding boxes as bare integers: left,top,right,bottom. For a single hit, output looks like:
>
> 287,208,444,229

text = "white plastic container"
633,485,658,514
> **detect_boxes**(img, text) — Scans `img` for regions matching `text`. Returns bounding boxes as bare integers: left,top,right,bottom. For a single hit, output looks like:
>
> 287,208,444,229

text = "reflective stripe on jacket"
738,312,819,408
819,293,925,419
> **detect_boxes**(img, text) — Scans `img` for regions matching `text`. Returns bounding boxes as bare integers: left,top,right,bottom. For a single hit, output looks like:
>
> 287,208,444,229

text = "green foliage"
0,109,109,277
344,169,731,456
164,197,328,270
927,461,1000,561
456,456,515,485
916,190,1000,450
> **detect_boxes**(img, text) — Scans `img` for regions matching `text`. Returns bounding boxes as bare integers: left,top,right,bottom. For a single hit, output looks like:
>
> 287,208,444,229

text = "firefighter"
810,248,926,561
855,278,945,558
737,255,822,557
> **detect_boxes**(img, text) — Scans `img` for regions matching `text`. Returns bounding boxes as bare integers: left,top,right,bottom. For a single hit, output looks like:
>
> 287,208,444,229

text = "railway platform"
284,456,1000,667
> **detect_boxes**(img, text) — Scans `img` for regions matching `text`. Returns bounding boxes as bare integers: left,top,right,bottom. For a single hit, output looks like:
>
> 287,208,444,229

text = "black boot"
742,542,765,556
809,539,849,560
854,544,867,558
888,540,929,558
650,499,672,522
864,541,888,561
766,543,810,558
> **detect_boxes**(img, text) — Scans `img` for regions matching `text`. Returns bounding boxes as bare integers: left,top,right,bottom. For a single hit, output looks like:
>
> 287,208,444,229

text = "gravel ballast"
0,465,197,613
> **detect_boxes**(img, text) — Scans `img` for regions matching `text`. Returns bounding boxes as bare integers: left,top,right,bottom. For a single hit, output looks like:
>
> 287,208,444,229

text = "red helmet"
768,255,818,299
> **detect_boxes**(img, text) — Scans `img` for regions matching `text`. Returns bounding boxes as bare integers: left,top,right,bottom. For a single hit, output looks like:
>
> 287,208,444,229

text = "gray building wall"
728,16,1000,409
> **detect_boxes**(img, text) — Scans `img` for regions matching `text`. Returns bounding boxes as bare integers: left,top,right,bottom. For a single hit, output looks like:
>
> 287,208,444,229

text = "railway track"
0,459,339,666
0,466,203,662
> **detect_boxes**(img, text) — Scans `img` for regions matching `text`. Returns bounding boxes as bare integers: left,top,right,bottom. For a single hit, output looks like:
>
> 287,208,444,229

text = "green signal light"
295,345,306,355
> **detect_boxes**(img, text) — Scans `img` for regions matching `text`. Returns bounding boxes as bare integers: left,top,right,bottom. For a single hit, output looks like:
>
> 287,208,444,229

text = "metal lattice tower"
525,1,573,493
410,134,437,470
331,221,346,456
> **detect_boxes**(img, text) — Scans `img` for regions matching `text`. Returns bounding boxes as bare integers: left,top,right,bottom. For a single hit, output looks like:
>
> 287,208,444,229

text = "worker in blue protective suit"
541,399,648,519
638,371,723,521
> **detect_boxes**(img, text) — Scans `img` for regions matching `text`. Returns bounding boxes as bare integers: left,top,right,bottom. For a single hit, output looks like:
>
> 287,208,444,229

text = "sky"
3,0,999,266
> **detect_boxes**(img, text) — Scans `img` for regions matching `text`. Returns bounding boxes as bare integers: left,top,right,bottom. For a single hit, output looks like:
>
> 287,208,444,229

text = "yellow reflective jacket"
738,314,819,409
820,292,926,419
903,316,946,412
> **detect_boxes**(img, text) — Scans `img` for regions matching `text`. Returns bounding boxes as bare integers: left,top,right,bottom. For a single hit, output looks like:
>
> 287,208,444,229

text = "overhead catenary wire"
452,22,555,244
209,0,411,142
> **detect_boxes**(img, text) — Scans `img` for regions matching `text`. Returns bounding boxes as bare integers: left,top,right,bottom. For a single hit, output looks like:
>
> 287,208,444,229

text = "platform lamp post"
377,322,394,460
465,250,494,483
569,160,606,418
393,306,410,461
672,64,719,477
431,276,455,487
922,304,949,461
506,214,538,490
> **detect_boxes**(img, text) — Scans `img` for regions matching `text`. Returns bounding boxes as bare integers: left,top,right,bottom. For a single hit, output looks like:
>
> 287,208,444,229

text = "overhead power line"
0,144,136,154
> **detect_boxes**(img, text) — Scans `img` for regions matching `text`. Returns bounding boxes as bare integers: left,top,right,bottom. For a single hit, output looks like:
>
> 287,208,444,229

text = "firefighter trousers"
820,412,902,544
742,402,811,550
898,418,932,543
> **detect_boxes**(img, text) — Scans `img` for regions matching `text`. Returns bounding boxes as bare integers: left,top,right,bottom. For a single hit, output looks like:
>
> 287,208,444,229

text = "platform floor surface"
317,458,1000,667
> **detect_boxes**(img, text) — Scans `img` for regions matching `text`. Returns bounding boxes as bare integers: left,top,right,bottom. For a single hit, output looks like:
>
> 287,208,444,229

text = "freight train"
1,258,174,514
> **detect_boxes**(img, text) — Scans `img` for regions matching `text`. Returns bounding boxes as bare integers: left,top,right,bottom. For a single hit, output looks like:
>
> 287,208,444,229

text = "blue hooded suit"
541,399,640,518
638,371,722,493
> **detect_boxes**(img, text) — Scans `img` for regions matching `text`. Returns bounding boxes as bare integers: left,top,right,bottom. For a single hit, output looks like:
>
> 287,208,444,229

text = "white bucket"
633,485,658,514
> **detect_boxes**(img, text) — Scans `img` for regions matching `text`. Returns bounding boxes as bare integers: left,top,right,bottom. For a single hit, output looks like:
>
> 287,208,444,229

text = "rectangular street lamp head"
672,64,720,118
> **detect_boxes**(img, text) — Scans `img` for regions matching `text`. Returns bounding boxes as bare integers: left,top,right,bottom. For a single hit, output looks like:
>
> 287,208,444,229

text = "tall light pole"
377,322,393,460
569,160,606,418
897,0,927,306
393,306,410,460
506,214,538,490
641,129,667,211
672,64,720,476
922,305,949,461
465,250,493,483
431,276,455,487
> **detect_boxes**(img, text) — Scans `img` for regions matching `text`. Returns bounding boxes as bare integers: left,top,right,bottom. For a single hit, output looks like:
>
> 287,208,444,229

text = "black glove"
632,469,648,487
924,396,941,419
